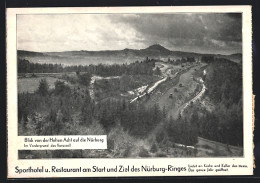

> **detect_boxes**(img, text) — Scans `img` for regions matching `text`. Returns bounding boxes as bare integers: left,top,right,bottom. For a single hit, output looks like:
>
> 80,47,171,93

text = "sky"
17,13,242,55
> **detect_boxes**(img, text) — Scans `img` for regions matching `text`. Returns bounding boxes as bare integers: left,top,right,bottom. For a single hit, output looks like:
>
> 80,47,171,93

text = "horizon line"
17,44,242,56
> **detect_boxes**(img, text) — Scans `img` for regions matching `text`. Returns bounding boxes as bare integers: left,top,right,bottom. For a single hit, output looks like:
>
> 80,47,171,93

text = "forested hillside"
186,58,243,146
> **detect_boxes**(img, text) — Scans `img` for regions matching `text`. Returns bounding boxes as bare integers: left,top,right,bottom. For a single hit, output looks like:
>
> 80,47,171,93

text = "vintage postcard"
7,6,253,178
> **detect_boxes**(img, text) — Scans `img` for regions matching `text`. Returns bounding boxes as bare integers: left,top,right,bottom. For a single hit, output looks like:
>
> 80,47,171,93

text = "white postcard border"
7,6,253,178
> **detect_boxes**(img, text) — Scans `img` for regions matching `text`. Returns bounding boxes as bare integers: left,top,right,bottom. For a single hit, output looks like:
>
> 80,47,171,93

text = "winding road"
141,61,207,120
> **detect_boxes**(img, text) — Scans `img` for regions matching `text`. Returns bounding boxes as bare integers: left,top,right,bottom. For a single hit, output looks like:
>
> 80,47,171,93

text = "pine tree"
37,79,49,96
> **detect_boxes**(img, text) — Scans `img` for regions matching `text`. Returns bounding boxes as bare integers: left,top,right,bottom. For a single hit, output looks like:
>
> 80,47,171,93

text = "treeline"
86,60,155,76
18,59,64,73
18,58,156,77
168,55,218,64
168,57,196,65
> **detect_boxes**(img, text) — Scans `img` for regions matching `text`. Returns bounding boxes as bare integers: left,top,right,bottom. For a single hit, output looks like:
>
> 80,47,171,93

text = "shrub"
150,142,158,153
154,67,161,75
107,125,134,157
138,147,150,157
107,139,115,152
78,73,91,87
201,144,212,150
37,79,49,96
155,152,167,157
156,130,166,144
54,80,71,95
78,121,105,135
122,145,132,158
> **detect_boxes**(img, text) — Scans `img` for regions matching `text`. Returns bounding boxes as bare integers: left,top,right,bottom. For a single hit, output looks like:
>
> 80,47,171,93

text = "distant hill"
18,44,242,66
18,50,45,57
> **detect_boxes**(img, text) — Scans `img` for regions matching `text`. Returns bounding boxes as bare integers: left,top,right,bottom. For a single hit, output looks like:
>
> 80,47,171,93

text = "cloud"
110,13,242,54
17,13,242,54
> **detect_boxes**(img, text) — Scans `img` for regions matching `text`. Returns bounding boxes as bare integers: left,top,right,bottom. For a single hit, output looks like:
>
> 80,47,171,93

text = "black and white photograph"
16,12,244,159
6,6,254,177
